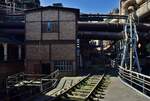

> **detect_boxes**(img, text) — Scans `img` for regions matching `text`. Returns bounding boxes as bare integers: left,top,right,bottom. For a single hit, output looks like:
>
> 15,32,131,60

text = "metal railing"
40,69,60,92
119,66,150,98
6,69,60,92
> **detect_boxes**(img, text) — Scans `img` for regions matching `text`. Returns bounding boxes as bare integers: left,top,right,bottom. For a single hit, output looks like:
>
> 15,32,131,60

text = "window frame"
54,60,73,72
42,21,59,33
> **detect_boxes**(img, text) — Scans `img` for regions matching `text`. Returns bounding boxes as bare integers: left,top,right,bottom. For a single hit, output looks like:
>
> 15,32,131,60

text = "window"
54,60,73,72
42,21,58,33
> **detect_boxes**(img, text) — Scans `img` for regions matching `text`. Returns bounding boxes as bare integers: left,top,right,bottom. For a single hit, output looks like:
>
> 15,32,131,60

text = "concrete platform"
102,77,149,101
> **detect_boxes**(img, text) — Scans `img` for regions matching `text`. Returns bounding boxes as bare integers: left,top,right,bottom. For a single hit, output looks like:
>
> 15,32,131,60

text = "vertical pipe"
5,0,8,3
133,24,141,72
13,1,15,13
129,15,133,71
18,45,22,60
3,43,7,61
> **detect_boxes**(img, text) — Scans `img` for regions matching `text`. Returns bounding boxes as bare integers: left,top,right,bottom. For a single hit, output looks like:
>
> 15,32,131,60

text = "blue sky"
40,0,119,14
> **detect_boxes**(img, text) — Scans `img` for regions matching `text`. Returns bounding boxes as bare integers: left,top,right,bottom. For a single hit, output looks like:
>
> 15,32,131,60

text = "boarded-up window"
42,21,58,33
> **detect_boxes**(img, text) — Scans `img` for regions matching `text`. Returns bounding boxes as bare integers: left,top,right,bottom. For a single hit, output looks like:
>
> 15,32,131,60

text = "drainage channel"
50,74,110,101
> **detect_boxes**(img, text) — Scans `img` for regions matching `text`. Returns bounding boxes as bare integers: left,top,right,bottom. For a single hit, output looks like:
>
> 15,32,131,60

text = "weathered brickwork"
26,11,41,22
42,10,58,21
25,6,79,75
51,44,76,60
26,22,41,40
60,21,76,40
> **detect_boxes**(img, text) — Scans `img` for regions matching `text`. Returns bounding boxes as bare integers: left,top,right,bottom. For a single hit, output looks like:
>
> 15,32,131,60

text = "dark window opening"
42,63,51,74
42,21,58,33
8,44,18,61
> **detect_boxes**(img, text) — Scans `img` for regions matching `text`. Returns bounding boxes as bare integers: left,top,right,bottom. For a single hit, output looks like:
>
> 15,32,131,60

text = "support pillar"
18,45,22,60
3,43,8,61
13,2,16,13
5,0,8,3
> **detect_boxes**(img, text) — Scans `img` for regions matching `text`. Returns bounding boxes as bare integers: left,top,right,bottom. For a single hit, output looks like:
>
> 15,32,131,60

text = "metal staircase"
121,14,141,72
119,14,150,98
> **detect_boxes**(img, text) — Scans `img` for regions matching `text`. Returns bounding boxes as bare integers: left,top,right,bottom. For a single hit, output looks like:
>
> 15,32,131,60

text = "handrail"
119,70,150,86
119,66,150,79
42,69,60,80
119,66,150,97
6,70,60,92
119,73,150,92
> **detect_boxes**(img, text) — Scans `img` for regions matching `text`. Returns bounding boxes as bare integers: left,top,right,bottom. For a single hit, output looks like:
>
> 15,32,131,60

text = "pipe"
123,0,136,9
78,31,123,40
136,1,150,18
0,29,24,34
0,22,24,29
122,0,136,15
78,22,124,32
136,0,146,5
109,19,119,23
121,0,150,18
78,22,150,32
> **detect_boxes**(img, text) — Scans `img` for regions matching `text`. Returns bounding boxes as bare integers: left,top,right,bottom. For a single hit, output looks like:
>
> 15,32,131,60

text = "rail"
85,74,105,100
50,74,90,101
119,66,150,98
56,74,90,96
50,74,109,101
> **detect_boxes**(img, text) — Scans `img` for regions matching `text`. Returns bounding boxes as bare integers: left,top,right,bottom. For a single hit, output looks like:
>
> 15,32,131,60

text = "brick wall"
51,44,75,60
25,7,78,75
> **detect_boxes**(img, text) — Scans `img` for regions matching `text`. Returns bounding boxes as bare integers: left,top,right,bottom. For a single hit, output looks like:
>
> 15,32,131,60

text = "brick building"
25,6,79,75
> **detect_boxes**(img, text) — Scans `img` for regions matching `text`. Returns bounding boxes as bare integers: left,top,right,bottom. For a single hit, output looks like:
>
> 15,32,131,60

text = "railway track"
50,74,110,101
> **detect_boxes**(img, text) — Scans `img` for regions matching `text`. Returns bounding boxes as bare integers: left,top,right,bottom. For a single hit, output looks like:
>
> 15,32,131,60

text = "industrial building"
25,6,79,75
